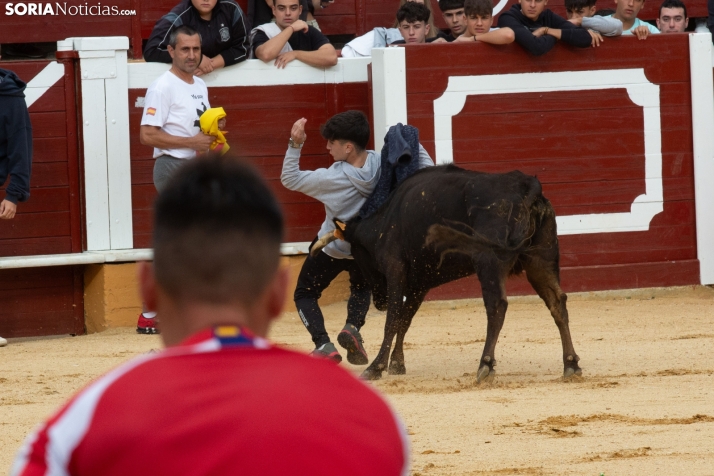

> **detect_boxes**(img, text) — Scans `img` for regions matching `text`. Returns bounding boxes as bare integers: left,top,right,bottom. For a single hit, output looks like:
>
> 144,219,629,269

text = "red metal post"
56,51,84,254
131,0,144,59
355,0,367,36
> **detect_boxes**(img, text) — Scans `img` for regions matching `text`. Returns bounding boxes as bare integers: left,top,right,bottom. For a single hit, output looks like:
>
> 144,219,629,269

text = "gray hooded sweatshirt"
281,145,434,259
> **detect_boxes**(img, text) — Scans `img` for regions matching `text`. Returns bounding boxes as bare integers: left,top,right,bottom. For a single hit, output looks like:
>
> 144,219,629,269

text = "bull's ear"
333,228,345,240
336,220,346,231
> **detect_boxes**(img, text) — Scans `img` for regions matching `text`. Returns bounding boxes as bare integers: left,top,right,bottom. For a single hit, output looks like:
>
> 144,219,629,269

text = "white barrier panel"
689,33,714,285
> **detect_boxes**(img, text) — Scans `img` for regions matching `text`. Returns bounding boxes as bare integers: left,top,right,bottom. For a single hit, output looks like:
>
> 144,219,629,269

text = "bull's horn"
310,231,339,257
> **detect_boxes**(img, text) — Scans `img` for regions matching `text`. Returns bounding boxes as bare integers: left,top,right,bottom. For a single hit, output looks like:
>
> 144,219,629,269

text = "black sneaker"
337,324,369,365
310,342,342,363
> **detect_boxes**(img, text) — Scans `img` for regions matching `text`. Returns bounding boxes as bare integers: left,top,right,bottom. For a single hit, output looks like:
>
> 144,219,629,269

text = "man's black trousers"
294,248,371,348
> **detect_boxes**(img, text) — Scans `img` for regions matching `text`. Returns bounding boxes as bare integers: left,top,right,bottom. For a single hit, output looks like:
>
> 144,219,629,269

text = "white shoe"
0,336,7,347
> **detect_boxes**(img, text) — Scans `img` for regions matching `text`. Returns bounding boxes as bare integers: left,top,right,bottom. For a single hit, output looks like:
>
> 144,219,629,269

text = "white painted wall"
689,33,714,285
371,48,407,151
432,69,664,236
60,36,134,251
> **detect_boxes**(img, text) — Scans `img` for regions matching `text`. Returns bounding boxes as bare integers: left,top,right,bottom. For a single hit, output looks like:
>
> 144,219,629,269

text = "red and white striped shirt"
12,326,409,476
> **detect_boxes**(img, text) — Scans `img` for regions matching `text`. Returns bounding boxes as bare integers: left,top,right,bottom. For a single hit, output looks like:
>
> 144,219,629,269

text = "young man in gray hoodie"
281,111,434,363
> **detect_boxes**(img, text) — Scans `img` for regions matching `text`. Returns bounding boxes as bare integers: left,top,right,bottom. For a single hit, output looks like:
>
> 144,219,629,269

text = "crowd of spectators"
137,0,695,70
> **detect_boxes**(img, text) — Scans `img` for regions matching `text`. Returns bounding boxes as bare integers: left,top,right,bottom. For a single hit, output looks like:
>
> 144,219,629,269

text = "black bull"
313,165,582,382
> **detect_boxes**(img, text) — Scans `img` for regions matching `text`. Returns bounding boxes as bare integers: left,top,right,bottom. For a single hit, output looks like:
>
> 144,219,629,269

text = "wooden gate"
0,59,84,337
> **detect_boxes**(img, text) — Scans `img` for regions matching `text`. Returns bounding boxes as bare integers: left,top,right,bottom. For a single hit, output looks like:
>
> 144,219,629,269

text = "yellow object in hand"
200,107,230,155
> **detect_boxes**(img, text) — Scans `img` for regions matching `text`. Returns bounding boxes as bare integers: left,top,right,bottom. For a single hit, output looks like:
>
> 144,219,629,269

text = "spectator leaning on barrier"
143,0,249,76
565,0,623,39
248,0,310,30
497,0,593,55
138,25,216,335
453,0,515,44
391,2,440,44
0,65,33,349
11,154,410,476
611,0,659,39
657,0,688,33
437,0,467,41
342,0,440,55
251,0,338,68
341,27,404,57
393,0,439,39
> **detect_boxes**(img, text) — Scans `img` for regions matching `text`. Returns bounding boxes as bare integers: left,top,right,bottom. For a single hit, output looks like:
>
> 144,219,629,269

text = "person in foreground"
11,155,410,476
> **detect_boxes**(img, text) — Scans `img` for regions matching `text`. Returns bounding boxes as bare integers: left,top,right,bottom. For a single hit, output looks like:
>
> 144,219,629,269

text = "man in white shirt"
138,25,215,335
140,25,215,193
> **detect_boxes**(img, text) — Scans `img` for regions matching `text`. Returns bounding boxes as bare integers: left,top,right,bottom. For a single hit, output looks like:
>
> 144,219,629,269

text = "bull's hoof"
563,367,583,380
388,360,406,375
361,367,384,381
476,365,496,384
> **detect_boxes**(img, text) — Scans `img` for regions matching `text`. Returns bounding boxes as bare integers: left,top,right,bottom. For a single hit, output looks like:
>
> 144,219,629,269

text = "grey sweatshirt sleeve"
418,144,435,168
280,146,338,202
582,16,623,37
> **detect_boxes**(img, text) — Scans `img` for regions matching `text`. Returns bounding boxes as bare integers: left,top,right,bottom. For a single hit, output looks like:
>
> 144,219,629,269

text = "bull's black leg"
523,260,581,379
475,263,511,384
388,288,427,375
362,270,407,381
361,299,401,380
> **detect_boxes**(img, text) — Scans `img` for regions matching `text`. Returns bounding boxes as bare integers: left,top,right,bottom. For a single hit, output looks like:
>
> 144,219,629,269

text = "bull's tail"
425,194,549,268
425,224,516,268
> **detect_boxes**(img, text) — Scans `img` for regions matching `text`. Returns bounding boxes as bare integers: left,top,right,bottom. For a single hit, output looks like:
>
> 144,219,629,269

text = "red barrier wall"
0,60,85,338
128,81,370,248
398,34,698,298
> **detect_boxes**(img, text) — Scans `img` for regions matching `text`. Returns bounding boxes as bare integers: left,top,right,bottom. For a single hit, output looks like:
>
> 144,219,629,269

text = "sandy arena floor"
2,285,713,475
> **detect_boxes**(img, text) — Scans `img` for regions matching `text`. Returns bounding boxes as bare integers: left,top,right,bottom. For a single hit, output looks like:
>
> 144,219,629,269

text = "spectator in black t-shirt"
438,0,467,41
251,0,337,68
248,0,309,30
497,0,592,55
143,0,249,76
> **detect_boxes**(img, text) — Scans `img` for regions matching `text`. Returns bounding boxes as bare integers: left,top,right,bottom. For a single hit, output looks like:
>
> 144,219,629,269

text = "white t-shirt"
141,71,210,159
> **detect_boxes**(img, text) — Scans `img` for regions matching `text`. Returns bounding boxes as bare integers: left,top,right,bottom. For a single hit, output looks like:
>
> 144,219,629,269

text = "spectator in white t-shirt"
140,26,216,191
137,25,216,335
